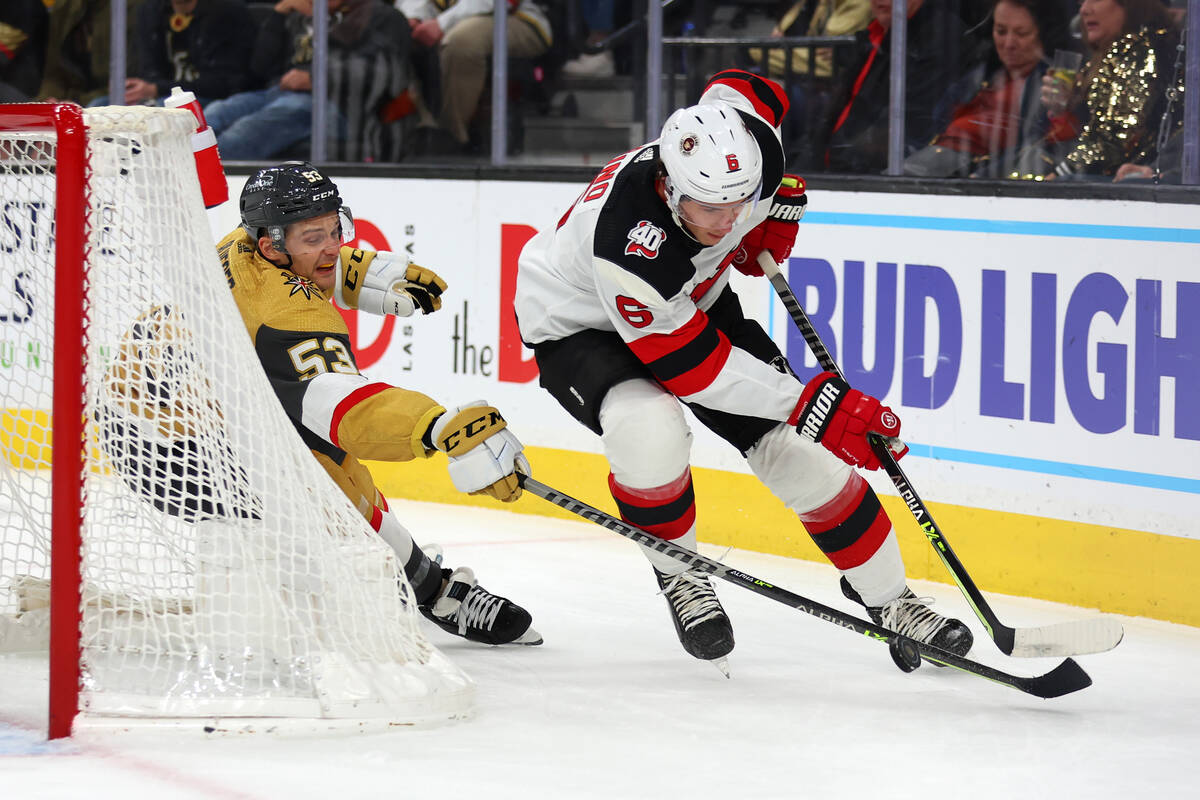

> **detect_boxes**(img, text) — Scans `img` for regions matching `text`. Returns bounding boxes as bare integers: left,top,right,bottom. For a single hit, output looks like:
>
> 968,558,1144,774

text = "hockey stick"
756,251,1124,658
518,474,1091,699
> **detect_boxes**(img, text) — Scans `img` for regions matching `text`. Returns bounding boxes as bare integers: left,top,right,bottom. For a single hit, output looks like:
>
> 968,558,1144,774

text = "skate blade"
710,657,730,678
512,626,543,646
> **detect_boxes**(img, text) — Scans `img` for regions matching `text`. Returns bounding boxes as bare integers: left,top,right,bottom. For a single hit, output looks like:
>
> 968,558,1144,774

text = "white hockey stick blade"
1010,617,1125,658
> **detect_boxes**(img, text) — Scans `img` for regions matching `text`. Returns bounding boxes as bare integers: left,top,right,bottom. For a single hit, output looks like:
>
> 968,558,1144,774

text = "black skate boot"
420,567,542,646
654,568,735,671
840,576,973,656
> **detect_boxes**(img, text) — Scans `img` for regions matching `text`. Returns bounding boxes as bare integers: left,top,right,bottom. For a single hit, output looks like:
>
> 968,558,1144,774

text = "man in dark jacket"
203,0,409,160
112,0,255,107
0,0,48,102
814,0,972,173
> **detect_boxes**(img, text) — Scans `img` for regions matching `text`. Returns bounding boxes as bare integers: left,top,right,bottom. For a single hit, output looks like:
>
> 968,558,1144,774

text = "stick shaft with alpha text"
518,473,1091,698
756,251,1123,658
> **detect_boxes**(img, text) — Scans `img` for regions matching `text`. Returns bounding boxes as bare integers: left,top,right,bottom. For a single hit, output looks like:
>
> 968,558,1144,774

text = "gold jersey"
217,228,444,518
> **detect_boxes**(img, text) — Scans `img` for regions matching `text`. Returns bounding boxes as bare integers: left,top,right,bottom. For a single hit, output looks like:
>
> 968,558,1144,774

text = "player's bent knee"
747,424,853,512
599,379,692,487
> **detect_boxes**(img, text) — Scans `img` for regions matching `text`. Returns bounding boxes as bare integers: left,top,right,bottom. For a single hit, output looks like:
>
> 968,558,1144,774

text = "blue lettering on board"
784,258,1195,441
902,265,961,409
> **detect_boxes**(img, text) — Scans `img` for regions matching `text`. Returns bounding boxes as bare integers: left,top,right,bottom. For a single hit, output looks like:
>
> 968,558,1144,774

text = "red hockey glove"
732,174,807,276
788,372,907,471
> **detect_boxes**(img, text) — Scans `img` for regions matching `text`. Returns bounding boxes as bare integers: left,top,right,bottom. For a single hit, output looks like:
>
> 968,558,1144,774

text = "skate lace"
453,586,505,636
878,594,946,643
659,571,724,630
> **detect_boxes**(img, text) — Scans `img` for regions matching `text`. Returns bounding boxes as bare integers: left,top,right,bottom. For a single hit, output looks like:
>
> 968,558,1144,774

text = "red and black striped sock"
799,472,891,571
607,470,697,542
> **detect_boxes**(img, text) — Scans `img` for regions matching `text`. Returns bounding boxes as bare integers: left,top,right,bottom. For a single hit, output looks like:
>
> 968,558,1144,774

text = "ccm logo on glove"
438,408,505,454
333,247,447,317
430,401,530,502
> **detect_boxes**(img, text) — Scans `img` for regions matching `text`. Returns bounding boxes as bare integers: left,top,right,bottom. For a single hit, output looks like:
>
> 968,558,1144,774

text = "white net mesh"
0,106,472,724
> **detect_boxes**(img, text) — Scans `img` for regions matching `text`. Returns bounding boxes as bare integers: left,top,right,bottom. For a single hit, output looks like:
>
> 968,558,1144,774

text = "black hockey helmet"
239,161,354,254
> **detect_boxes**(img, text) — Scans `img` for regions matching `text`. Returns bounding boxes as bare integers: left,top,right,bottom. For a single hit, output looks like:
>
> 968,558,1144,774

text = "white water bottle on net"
0,105,472,737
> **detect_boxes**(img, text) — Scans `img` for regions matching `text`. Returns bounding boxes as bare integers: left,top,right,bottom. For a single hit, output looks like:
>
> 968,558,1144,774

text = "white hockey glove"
333,246,447,317
429,401,530,503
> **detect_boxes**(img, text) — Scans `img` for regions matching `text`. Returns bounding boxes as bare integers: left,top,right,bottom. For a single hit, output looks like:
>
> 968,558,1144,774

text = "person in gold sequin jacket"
1042,0,1180,178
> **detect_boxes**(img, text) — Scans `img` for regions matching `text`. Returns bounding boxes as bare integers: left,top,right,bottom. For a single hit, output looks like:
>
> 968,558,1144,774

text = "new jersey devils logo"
625,220,666,258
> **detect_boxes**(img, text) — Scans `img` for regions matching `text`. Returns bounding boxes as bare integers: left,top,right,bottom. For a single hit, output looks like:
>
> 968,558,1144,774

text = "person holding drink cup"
1041,0,1181,179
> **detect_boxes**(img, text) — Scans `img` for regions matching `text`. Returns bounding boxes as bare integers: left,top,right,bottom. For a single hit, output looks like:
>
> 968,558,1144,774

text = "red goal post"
0,104,472,738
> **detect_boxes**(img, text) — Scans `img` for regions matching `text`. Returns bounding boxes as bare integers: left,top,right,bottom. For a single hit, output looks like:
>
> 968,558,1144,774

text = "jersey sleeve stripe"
705,69,789,127
626,308,709,363
657,335,733,397
648,322,725,381
329,382,392,448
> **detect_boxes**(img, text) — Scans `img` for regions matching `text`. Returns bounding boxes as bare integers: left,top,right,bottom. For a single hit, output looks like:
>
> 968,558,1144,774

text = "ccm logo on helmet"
799,381,842,442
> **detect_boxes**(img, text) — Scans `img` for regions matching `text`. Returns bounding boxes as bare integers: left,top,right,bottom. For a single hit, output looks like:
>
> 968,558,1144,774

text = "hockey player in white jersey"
515,70,972,671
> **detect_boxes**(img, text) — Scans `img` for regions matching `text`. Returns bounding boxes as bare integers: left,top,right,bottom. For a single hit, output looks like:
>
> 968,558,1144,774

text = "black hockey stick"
756,251,1124,658
518,473,1091,699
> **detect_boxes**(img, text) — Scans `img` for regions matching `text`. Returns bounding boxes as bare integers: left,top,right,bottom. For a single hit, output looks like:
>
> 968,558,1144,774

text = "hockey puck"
889,636,921,673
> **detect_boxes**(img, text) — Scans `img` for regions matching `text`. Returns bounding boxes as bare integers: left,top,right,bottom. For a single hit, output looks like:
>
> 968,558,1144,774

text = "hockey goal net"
0,104,472,737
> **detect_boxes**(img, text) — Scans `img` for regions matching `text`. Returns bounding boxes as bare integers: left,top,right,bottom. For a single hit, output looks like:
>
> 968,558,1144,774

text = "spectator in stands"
203,0,409,160
809,0,975,173
0,1,49,103
561,0,617,77
749,0,872,167
38,0,145,105
400,0,552,155
1042,0,1181,179
89,0,255,108
752,0,872,81
903,0,1076,178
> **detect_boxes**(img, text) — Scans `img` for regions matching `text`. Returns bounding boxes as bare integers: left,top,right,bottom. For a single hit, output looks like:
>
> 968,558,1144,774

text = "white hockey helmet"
659,100,763,230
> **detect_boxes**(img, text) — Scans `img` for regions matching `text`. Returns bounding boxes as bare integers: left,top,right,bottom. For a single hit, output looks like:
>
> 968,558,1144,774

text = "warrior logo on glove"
789,371,906,471
732,174,807,276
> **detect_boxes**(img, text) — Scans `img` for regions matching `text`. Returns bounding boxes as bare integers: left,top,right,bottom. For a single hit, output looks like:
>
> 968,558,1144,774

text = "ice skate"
420,566,542,646
655,568,734,674
840,576,973,656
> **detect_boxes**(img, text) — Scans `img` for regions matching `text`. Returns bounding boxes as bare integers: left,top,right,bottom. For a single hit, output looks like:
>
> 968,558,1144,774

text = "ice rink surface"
3,498,1198,800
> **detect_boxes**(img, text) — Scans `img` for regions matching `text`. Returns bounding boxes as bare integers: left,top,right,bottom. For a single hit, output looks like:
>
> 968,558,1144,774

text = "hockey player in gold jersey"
216,161,541,646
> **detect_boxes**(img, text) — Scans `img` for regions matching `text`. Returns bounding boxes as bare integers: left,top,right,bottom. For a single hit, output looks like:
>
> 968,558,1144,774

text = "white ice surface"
3,498,1198,800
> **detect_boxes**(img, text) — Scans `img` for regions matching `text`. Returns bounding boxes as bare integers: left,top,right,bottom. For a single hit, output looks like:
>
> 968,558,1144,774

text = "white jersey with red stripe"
515,70,804,423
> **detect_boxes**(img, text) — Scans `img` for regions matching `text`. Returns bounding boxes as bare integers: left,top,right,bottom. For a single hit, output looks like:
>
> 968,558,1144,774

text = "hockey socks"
607,472,734,664
798,472,906,607
607,470,697,542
